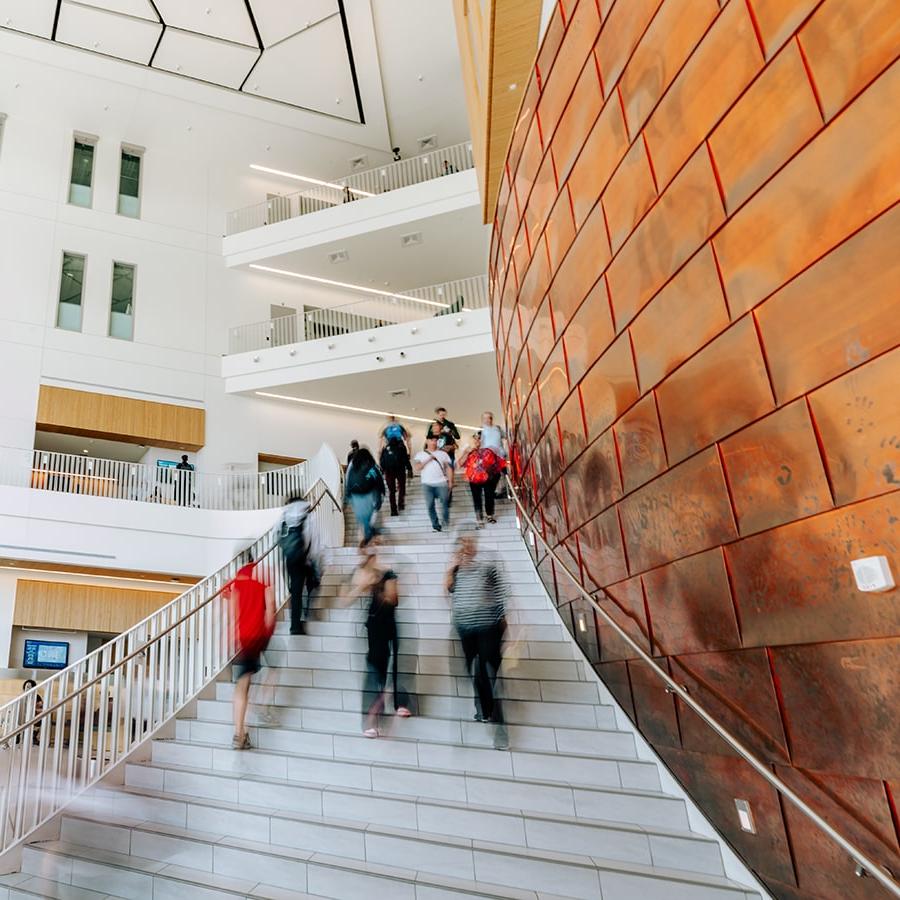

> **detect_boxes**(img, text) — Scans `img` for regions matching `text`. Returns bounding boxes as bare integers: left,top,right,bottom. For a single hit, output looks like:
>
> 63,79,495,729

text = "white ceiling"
0,1,472,155
258,354,501,432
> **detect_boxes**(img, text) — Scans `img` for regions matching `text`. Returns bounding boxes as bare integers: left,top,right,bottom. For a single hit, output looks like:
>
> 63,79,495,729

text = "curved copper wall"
490,1,900,897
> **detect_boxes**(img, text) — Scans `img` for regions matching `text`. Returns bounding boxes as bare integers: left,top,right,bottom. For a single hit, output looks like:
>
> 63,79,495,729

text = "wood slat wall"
36,386,205,451
14,580,180,635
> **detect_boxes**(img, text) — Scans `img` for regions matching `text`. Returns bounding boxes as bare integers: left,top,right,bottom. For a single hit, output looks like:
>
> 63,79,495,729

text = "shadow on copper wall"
490,0,900,897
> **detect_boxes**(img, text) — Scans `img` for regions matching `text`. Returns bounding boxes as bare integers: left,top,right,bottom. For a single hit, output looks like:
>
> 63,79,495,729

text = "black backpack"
347,463,382,495
380,439,407,474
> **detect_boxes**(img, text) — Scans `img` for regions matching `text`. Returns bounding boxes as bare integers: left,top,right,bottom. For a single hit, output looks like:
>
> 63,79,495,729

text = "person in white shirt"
414,435,453,532
479,411,508,459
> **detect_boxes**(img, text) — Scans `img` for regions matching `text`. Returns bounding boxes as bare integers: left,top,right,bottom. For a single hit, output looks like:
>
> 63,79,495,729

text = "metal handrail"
0,449,308,511
504,475,900,896
225,141,475,236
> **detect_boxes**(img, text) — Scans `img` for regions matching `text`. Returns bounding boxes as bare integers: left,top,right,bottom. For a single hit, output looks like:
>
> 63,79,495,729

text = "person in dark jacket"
344,447,385,542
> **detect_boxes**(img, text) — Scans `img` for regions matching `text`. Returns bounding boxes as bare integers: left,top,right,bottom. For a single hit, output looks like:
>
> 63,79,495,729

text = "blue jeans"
349,492,379,541
423,483,449,529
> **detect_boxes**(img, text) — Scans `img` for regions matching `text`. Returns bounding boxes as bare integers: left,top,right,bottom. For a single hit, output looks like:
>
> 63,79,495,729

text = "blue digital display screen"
23,640,69,670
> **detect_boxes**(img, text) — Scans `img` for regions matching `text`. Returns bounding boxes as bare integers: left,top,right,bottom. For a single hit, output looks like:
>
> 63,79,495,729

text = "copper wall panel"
642,548,741,655
719,400,833,536
799,0,900,120
579,332,639,443
606,145,726,331
602,138,658,254
656,316,775,465
727,492,900,646
713,62,900,319
619,447,737,572
493,1,900,893
771,639,900,780
619,0,720,137
628,244,730,392
642,0,763,190
613,392,667,493
808,348,900,505
708,41,822,213
756,205,900,404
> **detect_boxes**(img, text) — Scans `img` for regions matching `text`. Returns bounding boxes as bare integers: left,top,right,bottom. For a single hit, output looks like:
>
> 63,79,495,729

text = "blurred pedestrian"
414,434,452,532
445,528,508,749
175,454,194,506
279,495,317,635
21,679,43,746
347,439,360,465
458,431,506,527
479,411,508,459
345,447,385,542
379,416,411,516
430,407,460,465
228,553,275,750
342,538,411,737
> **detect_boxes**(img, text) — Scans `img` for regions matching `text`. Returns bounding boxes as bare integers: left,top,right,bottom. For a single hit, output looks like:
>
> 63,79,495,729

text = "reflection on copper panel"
580,506,629,588
525,298,556,371
756,204,900,404
602,136,658,254
537,0,601,139
643,548,741,656
719,400,834,536
533,421,564,500
556,536,583,584
597,575,651,662
613,392,667,493
598,660,635,720
551,55,604,184
507,74,540,177
619,446,737,573
536,343,570,422
544,188,577,272
659,747,797,886
557,387,587,466
607,145,726,331
524,151,560,251
809,348,900,506
713,62,900,320
628,658,681,746
525,383,544,450
799,0,900,121
564,429,621,530
672,648,790,763
657,316,775,465
565,95,629,228
561,278,615,384
580,332,639,443
518,243,551,340
535,5,565,96
618,0,719,136
549,198,611,327
596,0,665,94
708,40,822,214
642,0,763,190
747,0,819,57
629,244,730,393
513,117,544,216
542,478,570,545
771,639,900,781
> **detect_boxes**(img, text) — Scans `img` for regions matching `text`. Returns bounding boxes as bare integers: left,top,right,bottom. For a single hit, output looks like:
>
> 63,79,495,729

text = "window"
118,147,142,217
57,253,85,331
68,136,96,207
109,262,135,340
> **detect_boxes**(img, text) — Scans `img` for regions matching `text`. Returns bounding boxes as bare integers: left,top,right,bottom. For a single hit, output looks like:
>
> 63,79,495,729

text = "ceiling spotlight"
335,97,342,105
416,74,424,82
508,82,518,91
367,336,376,343
456,317,463,325
93,41,100,48
265,144,271,151
253,84,260,92
288,349,296,356
399,351,406,358
252,355,260,362
187,125,192,131
327,343,335,349
375,355,384,362
410,327,418,334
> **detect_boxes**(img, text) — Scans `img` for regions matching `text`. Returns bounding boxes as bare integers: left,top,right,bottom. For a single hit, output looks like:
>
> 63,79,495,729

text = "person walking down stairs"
344,447,385,542
341,537,411,737
446,527,509,750
458,430,506,527
414,434,453,532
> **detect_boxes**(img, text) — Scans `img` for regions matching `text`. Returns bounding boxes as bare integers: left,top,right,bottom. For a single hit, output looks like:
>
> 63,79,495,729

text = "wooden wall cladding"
14,580,180,635
36,386,205,452
491,1,900,897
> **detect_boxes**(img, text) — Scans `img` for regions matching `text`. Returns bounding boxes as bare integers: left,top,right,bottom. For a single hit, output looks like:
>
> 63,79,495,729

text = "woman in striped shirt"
445,529,509,750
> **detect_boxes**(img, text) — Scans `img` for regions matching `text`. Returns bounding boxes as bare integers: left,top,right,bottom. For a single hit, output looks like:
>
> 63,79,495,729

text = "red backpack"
465,448,505,484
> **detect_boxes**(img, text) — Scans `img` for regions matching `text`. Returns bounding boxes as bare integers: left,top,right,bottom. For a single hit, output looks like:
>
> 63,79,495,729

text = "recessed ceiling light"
416,74,423,82
335,97,342,105
508,83,518,91
249,164,375,197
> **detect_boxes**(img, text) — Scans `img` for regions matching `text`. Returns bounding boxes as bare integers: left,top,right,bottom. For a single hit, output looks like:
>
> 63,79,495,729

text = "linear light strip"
255,391,479,431
248,264,450,309
249,164,375,197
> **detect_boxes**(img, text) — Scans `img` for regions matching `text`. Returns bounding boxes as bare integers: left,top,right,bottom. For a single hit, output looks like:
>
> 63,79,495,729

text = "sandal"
395,707,412,718
363,727,379,739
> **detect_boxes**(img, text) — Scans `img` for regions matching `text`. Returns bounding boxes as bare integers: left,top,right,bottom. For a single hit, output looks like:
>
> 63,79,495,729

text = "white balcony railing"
228,274,489,355
225,141,475,236
0,449,308,512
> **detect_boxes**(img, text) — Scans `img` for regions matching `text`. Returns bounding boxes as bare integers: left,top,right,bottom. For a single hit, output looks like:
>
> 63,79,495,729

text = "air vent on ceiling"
417,134,437,151
328,249,349,264
348,155,369,170
389,389,409,399
400,231,423,248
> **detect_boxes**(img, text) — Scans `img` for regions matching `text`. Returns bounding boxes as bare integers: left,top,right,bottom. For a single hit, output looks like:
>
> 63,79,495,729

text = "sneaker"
363,727,379,739
432,525,442,532
395,706,412,718
493,725,509,751
473,712,485,722
487,516,497,524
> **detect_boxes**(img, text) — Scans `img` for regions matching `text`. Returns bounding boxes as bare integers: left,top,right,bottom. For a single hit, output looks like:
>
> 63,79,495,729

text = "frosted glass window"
118,148,142,217
109,262,135,340
57,253,85,331
68,138,95,207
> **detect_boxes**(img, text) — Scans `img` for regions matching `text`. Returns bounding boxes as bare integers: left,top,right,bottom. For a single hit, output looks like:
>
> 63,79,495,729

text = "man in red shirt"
228,555,275,750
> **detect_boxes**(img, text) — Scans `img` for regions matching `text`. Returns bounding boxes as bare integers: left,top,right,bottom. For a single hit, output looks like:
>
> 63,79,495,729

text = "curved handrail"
504,475,900,897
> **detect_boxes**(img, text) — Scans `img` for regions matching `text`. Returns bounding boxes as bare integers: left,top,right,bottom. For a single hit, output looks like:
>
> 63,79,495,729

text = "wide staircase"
6,481,762,899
